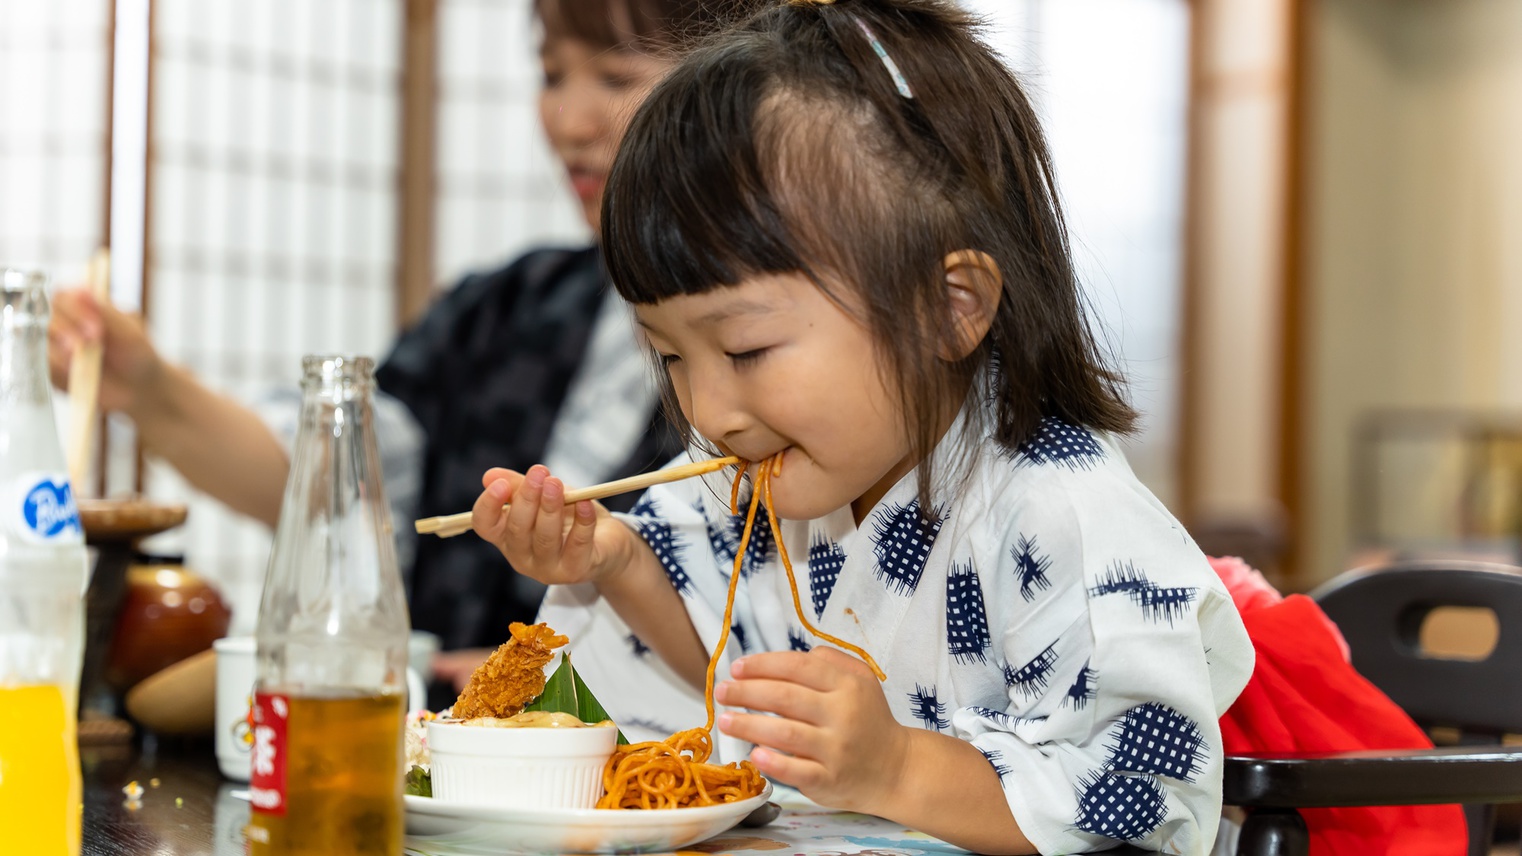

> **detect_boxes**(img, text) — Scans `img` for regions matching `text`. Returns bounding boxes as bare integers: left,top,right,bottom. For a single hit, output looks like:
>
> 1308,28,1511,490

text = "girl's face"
538,35,671,232
635,274,918,524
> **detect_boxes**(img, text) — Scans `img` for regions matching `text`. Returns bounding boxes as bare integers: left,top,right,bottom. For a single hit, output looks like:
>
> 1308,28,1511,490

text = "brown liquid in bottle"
247,691,405,856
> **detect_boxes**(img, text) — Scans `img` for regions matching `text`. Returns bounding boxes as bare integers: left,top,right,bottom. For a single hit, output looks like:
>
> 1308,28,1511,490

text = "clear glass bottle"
0,267,88,856
247,355,409,856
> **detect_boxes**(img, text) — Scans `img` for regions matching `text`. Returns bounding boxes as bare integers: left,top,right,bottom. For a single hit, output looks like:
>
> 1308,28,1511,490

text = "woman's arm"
48,288,288,525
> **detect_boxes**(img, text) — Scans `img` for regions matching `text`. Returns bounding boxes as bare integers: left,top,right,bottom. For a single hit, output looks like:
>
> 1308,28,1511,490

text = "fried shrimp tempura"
451,622,570,720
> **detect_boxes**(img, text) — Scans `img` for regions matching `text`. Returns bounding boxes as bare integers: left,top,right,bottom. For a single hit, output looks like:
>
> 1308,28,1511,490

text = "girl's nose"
684,367,751,445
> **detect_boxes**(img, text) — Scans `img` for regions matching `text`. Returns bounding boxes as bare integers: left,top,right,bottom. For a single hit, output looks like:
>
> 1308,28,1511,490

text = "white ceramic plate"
403,782,773,856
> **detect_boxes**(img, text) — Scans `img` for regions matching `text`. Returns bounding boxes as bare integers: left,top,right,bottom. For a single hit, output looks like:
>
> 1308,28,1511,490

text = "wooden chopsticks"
66,248,111,493
415,456,742,538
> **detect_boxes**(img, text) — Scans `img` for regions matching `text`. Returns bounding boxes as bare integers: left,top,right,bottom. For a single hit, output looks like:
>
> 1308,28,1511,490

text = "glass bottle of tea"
0,268,88,856
247,355,409,856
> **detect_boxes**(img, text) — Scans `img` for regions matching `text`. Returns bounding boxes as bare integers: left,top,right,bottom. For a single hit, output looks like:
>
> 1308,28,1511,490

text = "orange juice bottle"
0,268,89,856
247,357,409,856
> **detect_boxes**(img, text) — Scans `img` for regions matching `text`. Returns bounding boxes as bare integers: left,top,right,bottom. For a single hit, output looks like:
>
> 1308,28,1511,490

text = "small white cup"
213,636,257,782
213,636,427,782
428,720,618,809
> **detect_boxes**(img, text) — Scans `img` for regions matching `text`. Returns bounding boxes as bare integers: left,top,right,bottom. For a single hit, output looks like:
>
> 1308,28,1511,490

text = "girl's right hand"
47,287,165,415
471,465,636,587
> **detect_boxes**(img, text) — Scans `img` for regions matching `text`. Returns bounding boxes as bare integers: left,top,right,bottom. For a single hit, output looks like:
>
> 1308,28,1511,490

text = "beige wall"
1303,0,1522,581
1187,0,1293,524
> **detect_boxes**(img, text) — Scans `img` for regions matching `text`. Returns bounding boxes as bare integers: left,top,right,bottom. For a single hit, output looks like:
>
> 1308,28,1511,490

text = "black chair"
1224,560,1522,856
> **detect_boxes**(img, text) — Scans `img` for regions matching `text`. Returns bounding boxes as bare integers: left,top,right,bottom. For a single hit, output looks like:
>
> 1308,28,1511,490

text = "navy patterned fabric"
788,629,812,652
1074,771,1167,840
626,634,652,658
981,747,1014,780
637,518,692,595
946,563,992,663
1089,561,1199,626
1105,704,1207,783
871,501,946,595
1010,534,1053,602
1004,643,1060,699
909,684,950,731
1013,418,1107,470
1066,661,1098,710
807,536,847,618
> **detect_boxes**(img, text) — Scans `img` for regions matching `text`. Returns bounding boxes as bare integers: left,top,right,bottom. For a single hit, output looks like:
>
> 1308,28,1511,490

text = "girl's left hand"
715,647,907,814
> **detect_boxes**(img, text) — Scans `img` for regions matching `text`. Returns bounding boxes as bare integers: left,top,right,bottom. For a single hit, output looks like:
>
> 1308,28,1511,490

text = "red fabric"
1219,592,1468,855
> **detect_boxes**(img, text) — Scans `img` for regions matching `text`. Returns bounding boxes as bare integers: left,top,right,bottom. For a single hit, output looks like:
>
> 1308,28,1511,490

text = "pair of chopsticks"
415,456,741,538
66,249,111,492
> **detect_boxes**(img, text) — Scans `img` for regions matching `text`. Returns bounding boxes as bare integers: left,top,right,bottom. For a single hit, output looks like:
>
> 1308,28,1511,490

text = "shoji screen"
146,0,402,628
432,0,585,291
963,0,1191,509
0,0,110,283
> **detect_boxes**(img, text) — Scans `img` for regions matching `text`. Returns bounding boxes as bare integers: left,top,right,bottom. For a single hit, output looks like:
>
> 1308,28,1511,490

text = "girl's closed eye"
726,348,768,368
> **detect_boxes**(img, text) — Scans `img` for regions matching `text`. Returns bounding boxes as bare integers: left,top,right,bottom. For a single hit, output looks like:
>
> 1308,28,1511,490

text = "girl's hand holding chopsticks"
469,464,639,588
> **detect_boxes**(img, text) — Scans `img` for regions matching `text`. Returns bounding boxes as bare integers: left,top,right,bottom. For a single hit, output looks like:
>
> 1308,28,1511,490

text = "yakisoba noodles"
597,455,884,810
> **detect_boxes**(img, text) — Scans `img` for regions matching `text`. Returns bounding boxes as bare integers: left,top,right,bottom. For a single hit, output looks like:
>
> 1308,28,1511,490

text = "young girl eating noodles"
471,1,1254,853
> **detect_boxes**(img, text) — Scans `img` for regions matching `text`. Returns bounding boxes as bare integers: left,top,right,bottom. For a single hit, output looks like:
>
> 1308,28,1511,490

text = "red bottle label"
248,692,290,817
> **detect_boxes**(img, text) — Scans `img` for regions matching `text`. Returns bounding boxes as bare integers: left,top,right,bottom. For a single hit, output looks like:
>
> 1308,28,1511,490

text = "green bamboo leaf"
523,656,577,714
571,658,629,745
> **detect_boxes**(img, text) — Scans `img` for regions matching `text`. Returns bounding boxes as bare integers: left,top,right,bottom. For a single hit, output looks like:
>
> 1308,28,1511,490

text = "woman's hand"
47,287,165,415
715,647,909,815
471,464,637,587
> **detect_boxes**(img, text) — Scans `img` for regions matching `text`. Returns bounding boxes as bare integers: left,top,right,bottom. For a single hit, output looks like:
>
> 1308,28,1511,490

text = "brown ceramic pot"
105,557,232,691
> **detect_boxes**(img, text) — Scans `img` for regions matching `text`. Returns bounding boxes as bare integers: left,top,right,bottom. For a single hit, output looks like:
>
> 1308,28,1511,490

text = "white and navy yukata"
539,418,1254,855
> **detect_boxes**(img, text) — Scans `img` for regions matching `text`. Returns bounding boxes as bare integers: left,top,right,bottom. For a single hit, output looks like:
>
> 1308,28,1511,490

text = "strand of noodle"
595,465,765,809
761,460,887,680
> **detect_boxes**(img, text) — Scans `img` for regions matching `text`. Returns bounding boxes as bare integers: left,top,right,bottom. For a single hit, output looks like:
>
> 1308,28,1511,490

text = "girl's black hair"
603,0,1135,498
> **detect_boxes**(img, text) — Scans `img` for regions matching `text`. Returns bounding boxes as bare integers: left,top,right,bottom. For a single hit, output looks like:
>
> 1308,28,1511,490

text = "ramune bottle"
0,267,89,856
247,355,409,856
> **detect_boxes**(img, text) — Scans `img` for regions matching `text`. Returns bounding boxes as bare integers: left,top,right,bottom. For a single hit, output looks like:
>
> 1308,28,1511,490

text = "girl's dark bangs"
604,45,808,304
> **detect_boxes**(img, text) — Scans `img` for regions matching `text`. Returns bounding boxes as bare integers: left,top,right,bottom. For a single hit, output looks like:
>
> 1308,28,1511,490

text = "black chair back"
1311,560,1522,738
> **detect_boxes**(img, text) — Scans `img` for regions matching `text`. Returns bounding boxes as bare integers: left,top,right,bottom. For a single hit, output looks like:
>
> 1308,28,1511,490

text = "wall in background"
0,0,109,283
965,0,1191,510
142,0,403,625
1303,0,1522,580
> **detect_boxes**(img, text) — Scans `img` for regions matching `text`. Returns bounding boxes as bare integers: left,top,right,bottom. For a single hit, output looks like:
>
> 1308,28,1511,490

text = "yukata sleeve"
536,454,753,752
951,478,1251,856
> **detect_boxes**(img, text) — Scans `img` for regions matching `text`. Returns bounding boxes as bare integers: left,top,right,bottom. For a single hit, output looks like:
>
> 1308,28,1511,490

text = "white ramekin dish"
426,719,618,809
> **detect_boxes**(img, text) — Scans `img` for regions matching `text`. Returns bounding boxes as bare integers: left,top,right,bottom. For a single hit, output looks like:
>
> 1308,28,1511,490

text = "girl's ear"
939,250,1003,361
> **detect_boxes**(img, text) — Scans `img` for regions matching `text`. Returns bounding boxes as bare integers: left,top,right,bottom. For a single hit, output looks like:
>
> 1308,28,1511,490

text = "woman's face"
539,35,672,233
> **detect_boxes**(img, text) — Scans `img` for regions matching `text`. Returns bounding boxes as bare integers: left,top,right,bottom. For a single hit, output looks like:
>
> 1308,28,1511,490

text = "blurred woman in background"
48,0,749,700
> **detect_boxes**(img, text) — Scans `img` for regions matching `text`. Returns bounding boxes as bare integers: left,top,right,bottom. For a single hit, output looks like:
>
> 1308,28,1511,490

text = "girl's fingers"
529,477,568,562
746,746,826,793
715,677,825,723
559,500,598,575
731,650,845,693
480,467,519,490
503,465,548,547
471,480,512,539
718,710,820,759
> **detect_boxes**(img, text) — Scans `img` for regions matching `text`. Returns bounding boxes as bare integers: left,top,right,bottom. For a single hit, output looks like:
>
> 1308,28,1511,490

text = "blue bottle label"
11,474,82,543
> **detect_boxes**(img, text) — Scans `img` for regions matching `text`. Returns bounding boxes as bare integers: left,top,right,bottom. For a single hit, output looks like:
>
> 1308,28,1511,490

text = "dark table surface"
82,737,245,856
